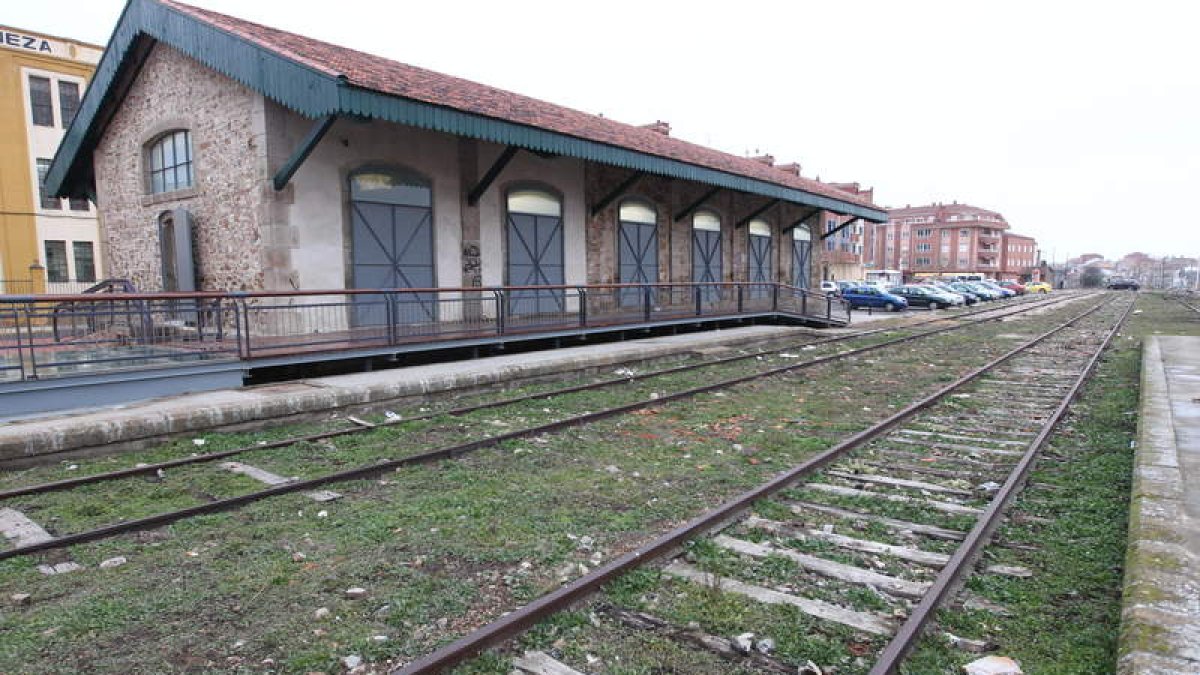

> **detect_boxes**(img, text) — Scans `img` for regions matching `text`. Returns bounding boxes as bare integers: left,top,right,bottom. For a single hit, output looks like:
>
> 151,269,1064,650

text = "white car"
819,280,839,295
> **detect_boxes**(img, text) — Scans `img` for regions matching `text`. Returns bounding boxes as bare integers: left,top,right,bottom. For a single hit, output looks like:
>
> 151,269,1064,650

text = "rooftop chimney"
776,162,802,176
751,154,775,166
640,120,671,136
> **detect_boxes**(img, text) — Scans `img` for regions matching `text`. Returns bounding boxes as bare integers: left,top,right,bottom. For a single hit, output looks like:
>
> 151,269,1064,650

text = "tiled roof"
888,202,1003,219
161,0,874,211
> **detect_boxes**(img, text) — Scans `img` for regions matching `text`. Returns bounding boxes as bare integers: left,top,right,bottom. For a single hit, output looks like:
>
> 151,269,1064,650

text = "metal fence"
0,282,847,383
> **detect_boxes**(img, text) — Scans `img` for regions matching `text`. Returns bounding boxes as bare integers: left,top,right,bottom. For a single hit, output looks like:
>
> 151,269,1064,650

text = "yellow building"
0,26,103,293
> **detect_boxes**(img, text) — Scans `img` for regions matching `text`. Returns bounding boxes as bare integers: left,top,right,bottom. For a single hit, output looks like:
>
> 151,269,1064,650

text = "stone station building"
47,0,884,314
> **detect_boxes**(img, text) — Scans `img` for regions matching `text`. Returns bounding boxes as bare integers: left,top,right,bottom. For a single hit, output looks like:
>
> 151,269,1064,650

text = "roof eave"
337,85,885,221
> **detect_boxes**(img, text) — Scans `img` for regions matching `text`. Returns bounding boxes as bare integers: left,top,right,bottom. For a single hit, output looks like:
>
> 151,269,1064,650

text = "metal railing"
0,282,847,383
0,278,114,295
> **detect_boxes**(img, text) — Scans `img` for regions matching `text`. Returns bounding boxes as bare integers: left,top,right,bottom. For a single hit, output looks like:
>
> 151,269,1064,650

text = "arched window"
350,167,431,207
147,130,193,194
507,189,562,217
693,209,721,232
618,201,655,225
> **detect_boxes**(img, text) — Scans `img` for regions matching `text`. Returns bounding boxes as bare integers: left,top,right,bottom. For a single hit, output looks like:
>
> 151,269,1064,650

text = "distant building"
821,182,872,281
1000,232,1038,280
0,25,104,292
864,202,1039,281
1067,253,1104,266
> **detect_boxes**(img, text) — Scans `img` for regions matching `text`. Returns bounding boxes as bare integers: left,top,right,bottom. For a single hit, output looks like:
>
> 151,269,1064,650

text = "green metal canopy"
47,0,887,223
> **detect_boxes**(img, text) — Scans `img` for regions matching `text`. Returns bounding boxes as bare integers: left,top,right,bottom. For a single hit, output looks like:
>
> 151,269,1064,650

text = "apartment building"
0,25,103,292
865,201,1038,281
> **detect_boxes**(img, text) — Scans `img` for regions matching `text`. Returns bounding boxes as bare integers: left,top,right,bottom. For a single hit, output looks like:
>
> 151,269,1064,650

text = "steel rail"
1169,293,1200,314
389,295,1118,674
867,294,1137,674
0,295,1097,561
0,293,1075,500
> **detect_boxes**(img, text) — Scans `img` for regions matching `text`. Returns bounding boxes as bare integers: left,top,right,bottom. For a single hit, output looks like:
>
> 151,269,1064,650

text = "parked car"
1107,278,1140,290
819,280,840,296
998,280,1027,295
1024,281,1051,293
840,285,909,312
918,280,968,305
948,282,986,303
964,282,1002,300
978,281,1016,298
889,285,959,310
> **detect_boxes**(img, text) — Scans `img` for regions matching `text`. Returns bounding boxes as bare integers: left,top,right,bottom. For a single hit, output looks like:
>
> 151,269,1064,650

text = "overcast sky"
11,0,1200,262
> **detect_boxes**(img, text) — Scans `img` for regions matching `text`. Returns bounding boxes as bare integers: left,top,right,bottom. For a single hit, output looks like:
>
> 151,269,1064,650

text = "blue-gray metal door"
748,232,773,298
692,229,722,303
792,236,811,289
618,220,658,307
350,170,434,327
507,211,564,315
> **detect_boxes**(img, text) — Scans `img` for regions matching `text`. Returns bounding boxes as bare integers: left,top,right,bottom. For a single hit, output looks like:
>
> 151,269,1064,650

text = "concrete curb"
1117,336,1200,674
0,325,819,464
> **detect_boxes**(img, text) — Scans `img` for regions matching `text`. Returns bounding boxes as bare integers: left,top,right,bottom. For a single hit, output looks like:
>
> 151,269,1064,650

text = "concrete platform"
1119,336,1200,674
0,324,824,466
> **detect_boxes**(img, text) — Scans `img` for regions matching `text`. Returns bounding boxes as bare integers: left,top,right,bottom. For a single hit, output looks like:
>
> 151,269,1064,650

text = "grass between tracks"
0,298,1088,673
899,292,1200,674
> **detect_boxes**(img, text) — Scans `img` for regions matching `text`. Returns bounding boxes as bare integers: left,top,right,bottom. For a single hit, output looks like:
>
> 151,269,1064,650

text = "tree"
1081,267,1105,288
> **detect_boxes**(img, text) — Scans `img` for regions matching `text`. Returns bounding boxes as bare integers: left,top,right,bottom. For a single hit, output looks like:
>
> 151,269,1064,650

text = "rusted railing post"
578,287,588,327
23,299,40,379
230,292,251,359
493,289,505,336
385,291,398,346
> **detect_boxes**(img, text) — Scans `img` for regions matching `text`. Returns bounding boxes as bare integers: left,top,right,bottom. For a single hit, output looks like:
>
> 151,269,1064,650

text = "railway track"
0,292,1074,498
1167,292,1200,315
392,293,1133,674
0,294,1088,562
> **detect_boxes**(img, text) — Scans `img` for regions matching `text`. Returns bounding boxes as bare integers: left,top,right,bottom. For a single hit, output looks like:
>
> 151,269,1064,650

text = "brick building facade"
864,201,1039,281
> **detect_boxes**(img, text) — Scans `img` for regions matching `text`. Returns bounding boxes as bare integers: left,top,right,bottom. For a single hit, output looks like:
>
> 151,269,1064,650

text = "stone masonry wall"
93,44,268,291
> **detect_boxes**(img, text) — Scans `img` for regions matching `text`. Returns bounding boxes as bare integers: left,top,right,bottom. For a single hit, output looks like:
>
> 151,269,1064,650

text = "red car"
998,280,1027,295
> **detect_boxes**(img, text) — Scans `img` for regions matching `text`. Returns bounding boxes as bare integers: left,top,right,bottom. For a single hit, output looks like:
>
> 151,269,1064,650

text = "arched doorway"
692,209,722,303
617,200,658,306
349,167,434,326
792,224,812,288
506,187,564,315
747,219,773,298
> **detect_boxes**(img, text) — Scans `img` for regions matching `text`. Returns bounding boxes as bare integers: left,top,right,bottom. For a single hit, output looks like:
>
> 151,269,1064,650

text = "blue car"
841,285,909,312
